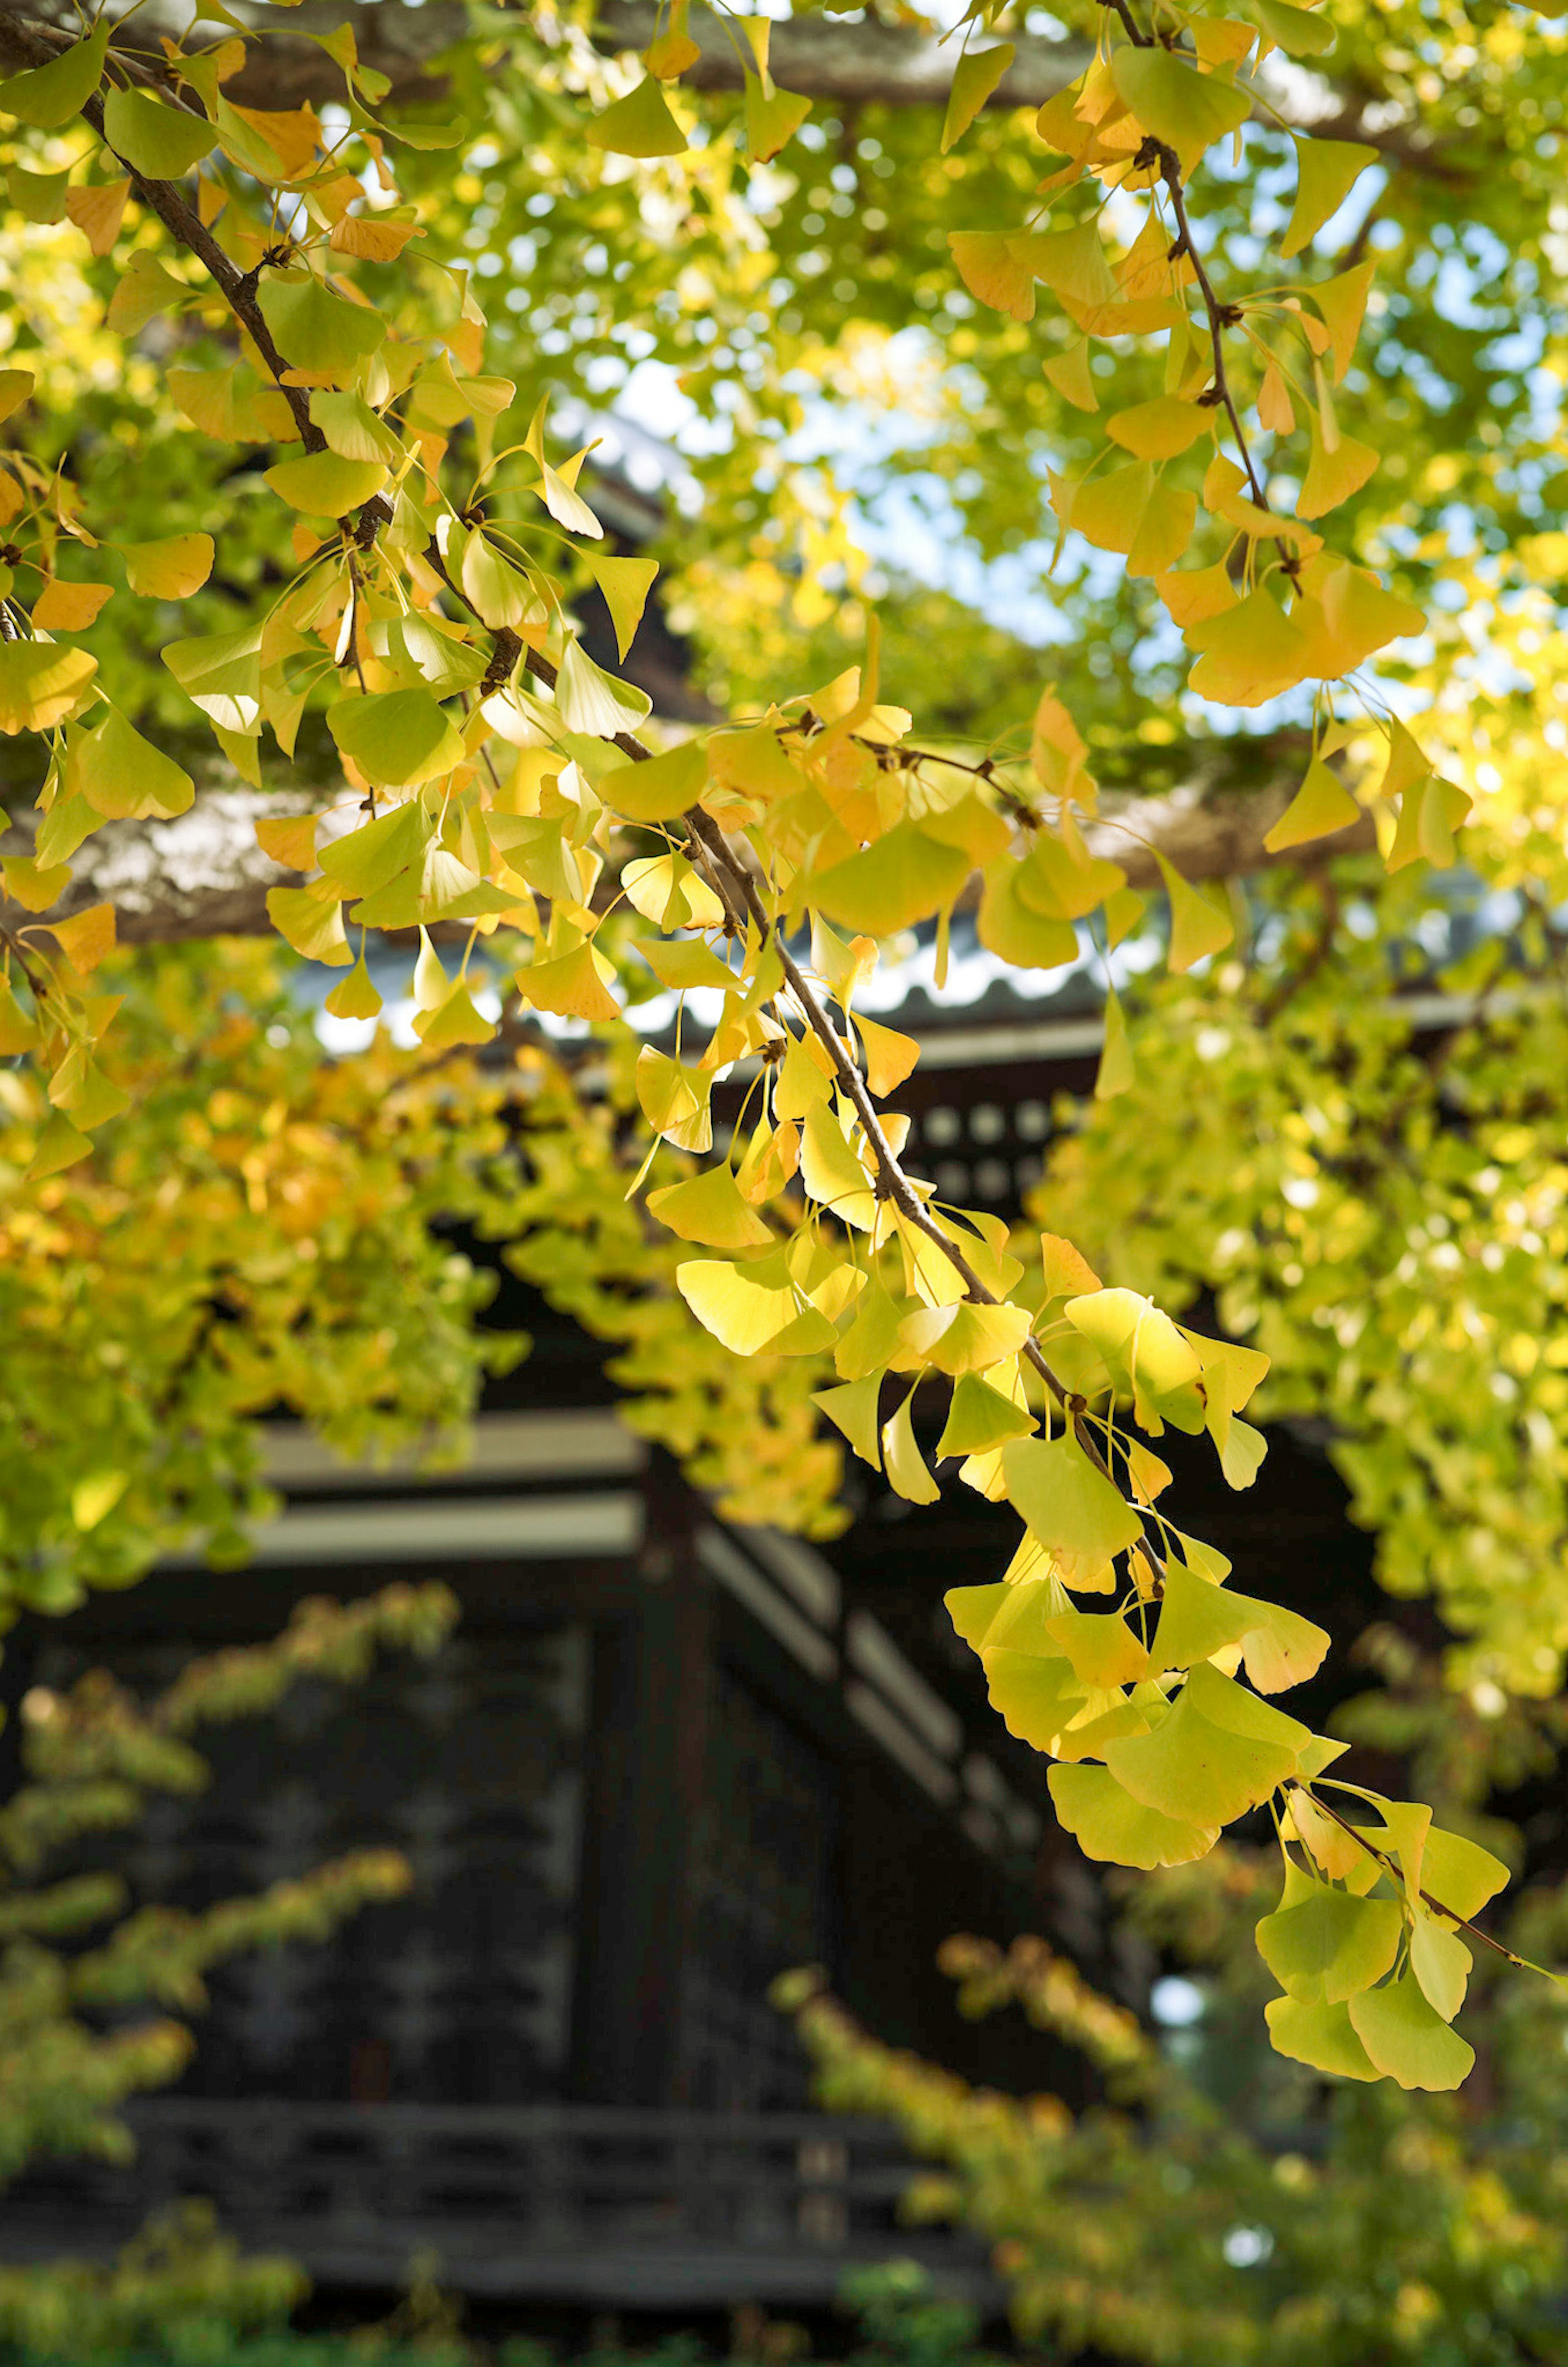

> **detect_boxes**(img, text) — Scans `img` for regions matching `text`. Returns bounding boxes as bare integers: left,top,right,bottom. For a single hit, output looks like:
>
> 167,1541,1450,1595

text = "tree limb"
0,0,1453,171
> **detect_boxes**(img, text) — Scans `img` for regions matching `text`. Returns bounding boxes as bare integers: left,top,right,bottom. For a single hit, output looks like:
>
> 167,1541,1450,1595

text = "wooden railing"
0,2104,1000,2307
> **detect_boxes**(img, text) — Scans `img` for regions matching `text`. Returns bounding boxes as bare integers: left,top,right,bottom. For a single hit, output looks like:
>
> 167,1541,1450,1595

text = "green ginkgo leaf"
1282,135,1378,258
1265,1995,1381,2080
0,24,109,128
1105,1661,1309,1828
327,690,465,788
1256,1880,1403,2003
1111,48,1250,174
264,451,388,517
1348,1972,1475,2091
256,272,385,384
586,75,687,157
1049,1760,1218,1869
102,84,217,178
1002,1432,1144,1587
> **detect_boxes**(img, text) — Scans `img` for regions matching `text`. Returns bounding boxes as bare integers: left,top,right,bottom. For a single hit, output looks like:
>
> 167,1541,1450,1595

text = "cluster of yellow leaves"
0,0,1512,2087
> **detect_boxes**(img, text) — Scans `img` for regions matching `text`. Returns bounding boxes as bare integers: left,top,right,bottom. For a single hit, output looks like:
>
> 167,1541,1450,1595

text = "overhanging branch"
0,0,1451,167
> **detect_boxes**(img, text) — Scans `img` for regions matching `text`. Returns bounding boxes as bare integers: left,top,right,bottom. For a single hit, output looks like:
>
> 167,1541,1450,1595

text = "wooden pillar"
570,1449,714,2107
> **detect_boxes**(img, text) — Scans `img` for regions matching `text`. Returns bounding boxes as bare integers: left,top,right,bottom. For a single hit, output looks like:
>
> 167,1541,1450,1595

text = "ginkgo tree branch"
0,0,1458,172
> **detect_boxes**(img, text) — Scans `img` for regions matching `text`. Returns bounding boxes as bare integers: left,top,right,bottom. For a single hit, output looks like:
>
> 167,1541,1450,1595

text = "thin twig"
1283,1779,1529,1969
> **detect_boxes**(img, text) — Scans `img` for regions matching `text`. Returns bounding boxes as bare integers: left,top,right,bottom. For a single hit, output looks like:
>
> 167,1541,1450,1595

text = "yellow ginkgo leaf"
942,41,1014,152
1263,756,1360,852
647,1163,774,1249
882,1389,942,1505
1106,396,1212,460
1296,424,1378,519
1156,854,1234,973
514,940,622,1022
1282,135,1379,258
121,533,215,600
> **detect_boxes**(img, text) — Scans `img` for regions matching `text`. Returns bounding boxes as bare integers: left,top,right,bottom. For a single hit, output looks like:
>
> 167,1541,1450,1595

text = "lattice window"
906,1092,1054,1211
681,1669,835,2112
33,1623,588,2106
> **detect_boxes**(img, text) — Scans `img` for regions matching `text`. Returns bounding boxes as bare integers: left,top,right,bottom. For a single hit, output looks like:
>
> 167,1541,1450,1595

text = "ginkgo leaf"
899,1299,1034,1377
556,638,653,735
1043,340,1098,413
68,708,194,821
1255,0,1338,54
1015,833,1126,923
1386,776,1471,873
1408,1907,1472,2022
27,1110,94,1179
1348,1973,1475,2091
1156,853,1234,973
1422,1827,1511,1921
267,880,350,966
102,84,217,178
0,368,35,423
323,954,382,1021
599,738,707,823
814,1373,883,1469
1143,1552,1330,1691
1111,47,1250,173
1002,1432,1144,1587
855,1014,920,1095
0,22,109,127
32,578,112,631
1311,259,1376,385
1095,987,1135,1101
514,939,622,1022
1186,588,1310,707
0,640,97,734
982,1647,1086,1750
1120,477,1191,578
637,935,734,993
586,554,659,660
1282,135,1378,258
949,231,1036,321
636,1046,713,1150
1105,1661,1309,1827
257,272,385,384
744,72,811,161
944,1581,1014,1651
1063,1287,1206,1436
2,856,73,912
1297,425,1378,519
1012,220,1118,312
882,1389,941,1504
265,451,388,516
942,41,1014,152
1045,1608,1150,1691
647,1164,773,1249
0,972,39,1054
328,689,465,786
1256,1881,1403,2003
121,533,215,599
978,857,1080,971
318,799,432,894
413,984,495,1048
587,74,687,156
1263,756,1360,852
937,1372,1036,1459
810,821,970,937
8,161,68,221
1049,1761,1218,1869
1106,397,1211,459
1264,1995,1381,2080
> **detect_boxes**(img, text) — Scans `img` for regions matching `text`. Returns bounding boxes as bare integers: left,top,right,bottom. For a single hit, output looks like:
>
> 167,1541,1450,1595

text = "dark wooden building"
0,974,1380,2311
